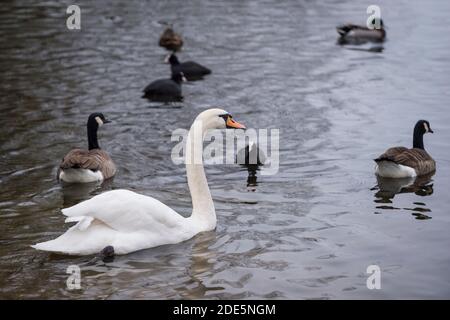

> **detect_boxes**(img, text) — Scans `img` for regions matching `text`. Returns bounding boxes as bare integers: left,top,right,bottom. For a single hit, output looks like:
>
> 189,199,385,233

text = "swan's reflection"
178,231,224,299
76,230,223,298
373,173,434,220
61,178,115,208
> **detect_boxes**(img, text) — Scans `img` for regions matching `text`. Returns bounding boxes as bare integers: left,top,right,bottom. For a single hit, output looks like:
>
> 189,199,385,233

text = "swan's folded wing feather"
61,189,185,233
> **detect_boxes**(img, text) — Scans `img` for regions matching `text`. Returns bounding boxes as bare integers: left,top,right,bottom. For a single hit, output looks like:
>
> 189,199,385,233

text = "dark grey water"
1,0,449,299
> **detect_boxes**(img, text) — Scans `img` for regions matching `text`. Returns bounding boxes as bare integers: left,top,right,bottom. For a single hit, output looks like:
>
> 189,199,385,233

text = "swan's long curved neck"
186,118,216,229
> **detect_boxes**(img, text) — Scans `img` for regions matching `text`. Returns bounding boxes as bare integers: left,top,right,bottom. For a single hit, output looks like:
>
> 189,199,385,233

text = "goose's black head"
413,120,433,150
87,112,111,128
171,71,187,84
414,120,433,135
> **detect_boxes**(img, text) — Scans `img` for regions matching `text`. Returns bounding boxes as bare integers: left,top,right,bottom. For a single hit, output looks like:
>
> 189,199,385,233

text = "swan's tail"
31,220,116,256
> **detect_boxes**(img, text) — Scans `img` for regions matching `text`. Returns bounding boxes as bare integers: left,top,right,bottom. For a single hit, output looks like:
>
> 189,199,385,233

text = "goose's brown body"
337,23,386,44
60,148,116,180
375,147,435,177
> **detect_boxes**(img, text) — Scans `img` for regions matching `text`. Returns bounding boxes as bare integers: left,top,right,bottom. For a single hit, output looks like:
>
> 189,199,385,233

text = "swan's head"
196,108,246,130
87,112,111,128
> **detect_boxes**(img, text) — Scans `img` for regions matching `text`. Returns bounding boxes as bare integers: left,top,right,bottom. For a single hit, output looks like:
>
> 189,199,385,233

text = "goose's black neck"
413,125,424,150
87,121,100,150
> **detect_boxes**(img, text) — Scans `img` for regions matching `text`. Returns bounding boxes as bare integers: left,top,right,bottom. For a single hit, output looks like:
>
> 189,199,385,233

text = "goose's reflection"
61,178,115,208
372,173,434,219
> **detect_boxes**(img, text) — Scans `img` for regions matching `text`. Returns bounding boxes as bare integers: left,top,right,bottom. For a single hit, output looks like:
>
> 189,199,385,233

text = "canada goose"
374,120,435,178
142,71,187,102
58,113,116,183
32,108,246,255
164,53,211,81
337,18,386,44
159,27,183,52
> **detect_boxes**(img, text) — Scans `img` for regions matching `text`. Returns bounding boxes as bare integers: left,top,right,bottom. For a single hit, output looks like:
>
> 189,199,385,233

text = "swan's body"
374,120,435,178
58,113,116,183
33,109,245,255
33,190,204,255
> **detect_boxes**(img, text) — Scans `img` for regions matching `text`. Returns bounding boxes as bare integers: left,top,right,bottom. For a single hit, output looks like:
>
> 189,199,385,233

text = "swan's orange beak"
226,117,246,129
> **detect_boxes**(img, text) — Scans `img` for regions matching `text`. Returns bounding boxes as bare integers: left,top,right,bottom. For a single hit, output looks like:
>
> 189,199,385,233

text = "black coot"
142,71,186,102
165,53,211,81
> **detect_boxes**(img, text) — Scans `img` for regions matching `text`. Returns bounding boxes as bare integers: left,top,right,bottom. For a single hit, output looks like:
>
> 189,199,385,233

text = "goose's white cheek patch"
95,116,104,126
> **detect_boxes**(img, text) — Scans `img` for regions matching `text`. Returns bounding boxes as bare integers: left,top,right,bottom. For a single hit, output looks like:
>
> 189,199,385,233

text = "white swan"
32,108,245,255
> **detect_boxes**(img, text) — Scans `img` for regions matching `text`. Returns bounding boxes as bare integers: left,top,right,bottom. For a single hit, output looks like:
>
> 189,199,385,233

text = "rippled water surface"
1,0,450,299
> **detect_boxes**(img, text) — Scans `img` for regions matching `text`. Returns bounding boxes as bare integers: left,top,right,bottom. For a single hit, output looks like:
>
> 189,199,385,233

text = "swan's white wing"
61,189,186,232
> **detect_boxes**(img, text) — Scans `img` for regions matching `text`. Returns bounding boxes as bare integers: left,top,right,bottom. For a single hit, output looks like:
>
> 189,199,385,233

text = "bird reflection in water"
178,231,224,299
60,177,115,208
236,141,266,192
372,172,434,220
